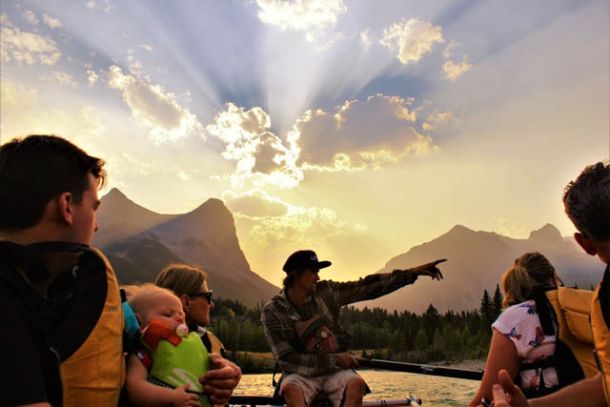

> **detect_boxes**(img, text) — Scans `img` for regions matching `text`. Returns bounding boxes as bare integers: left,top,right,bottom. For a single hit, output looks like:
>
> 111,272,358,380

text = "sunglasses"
190,290,213,303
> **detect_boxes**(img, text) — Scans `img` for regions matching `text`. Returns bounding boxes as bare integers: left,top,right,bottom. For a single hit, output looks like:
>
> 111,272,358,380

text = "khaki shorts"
280,370,366,407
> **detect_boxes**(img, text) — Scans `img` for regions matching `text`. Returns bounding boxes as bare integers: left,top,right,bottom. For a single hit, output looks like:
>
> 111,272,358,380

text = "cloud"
43,14,62,29
225,190,289,218
443,40,459,59
423,111,454,131
176,171,190,181
42,71,77,87
22,9,39,25
84,0,113,13
292,94,435,169
206,103,303,189
442,56,472,81
380,18,444,64
246,203,366,254
256,0,346,41
0,15,61,65
360,28,372,49
106,65,204,143
0,79,38,109
86,69,99,85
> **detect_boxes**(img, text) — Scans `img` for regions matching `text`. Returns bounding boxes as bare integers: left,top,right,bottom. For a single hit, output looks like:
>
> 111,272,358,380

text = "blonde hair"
501,252,560,308
127,283,178,315
155,263,207,297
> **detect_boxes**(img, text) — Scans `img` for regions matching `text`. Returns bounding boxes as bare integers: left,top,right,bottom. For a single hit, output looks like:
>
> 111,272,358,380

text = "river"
235,370,480,406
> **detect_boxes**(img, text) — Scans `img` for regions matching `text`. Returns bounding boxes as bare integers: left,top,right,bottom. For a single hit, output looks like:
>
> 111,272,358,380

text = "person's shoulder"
262,293,287,312
494,300,537,331
503,300,536,316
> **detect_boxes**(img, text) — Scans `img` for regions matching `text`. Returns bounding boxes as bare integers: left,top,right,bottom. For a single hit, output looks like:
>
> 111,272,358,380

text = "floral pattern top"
492,300,558,391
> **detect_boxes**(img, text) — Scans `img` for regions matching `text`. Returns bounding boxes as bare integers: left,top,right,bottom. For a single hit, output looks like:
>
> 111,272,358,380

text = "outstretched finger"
432,258,447,266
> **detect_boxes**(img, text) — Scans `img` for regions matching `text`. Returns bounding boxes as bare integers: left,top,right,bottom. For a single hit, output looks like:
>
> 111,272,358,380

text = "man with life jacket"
261,249,446,407
491,161,610,407
0,135,241,406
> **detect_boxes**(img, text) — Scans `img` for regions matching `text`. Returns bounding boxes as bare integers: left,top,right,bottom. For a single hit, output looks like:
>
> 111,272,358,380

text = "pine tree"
480,289,493,325
492,284,503,320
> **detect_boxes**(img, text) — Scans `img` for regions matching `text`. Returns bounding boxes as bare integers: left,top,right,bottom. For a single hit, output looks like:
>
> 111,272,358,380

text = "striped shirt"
261,269,419,377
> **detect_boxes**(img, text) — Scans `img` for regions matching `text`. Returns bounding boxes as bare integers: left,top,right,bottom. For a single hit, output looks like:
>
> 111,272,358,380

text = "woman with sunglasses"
155,263,225,356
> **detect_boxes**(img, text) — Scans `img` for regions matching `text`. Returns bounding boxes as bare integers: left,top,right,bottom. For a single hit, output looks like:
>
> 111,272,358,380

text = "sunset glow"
1,0,608,285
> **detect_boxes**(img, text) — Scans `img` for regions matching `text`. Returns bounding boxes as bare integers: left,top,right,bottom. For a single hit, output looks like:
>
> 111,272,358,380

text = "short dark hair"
0,135,106,231
563,161,610,242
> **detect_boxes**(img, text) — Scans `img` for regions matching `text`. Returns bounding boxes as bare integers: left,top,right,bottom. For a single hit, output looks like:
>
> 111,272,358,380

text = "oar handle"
358,358,483,381
228,395,422,406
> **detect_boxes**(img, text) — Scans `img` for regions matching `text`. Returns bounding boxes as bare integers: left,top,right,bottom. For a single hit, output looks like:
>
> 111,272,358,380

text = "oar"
358,358,483,381
229,395,422,406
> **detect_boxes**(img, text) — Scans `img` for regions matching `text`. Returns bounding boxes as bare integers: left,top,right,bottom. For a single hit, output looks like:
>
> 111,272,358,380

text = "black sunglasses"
189,290,213,303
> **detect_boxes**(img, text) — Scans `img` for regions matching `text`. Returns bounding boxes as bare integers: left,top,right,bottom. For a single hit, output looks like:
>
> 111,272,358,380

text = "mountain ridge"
94,188,279,306
359,224,600,313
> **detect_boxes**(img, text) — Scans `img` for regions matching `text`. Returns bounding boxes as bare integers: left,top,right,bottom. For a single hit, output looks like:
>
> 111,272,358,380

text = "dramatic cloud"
43,14,62,29
380,18,444,64
107,65,204,143
0,15,61,65
256,0,346,41
206,103,302,189
443,56,472,81
244,202,367,268
292,94,435,169
225,191,289,218
22,9,39,25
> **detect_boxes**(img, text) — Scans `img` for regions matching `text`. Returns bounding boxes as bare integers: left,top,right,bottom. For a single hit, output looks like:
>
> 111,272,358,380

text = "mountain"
357,224,601,313
94,188,176,246
94,189,279,307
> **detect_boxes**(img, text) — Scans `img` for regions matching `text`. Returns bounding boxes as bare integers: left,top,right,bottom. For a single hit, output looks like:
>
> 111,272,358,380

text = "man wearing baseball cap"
261,249,446,407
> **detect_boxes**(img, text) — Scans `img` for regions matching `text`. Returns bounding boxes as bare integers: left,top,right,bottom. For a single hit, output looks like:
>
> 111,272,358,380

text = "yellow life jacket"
60,248,125,406
590,267,610,404
546,287,598,377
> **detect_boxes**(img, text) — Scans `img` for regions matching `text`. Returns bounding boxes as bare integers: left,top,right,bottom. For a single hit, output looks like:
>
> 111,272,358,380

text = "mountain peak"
529,223,562,242
446,224,475,236
188,198,230,217
103,187,128,201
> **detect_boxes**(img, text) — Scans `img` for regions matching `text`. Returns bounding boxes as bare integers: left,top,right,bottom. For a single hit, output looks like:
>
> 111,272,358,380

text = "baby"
126,284,210,407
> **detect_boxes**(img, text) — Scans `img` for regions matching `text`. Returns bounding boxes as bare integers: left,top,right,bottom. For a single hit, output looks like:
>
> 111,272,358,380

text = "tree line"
209,286,503,371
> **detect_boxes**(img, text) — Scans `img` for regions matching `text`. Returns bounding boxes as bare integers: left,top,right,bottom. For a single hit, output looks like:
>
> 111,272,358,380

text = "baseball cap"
282,250,331,273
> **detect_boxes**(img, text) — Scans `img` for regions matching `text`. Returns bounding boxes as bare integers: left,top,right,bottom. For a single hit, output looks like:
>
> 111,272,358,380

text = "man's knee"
282,383,305,399
345,377,367,395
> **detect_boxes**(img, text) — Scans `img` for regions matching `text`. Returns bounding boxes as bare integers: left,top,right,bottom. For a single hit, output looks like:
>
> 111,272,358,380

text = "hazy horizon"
1,0,608,285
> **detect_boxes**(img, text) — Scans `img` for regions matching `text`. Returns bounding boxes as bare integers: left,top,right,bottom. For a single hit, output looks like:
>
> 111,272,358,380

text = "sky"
1,0,609,286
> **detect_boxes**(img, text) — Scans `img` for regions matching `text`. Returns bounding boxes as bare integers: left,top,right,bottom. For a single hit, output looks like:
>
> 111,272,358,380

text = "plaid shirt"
261,269,419,377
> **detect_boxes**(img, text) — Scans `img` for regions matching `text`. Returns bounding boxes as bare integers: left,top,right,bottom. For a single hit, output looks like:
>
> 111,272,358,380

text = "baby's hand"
170,384,199,407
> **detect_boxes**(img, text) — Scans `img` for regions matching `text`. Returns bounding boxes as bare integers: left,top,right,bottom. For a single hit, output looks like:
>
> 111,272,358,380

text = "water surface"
235,370,479,406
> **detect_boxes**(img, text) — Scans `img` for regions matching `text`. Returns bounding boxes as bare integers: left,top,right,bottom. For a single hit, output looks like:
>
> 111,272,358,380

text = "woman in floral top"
469,252,562,406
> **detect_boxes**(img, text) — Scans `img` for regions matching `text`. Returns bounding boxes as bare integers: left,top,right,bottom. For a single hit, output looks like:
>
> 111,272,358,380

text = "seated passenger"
155,263,226,356
262,249,445,407
470,252,594,405
126,284,209,407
